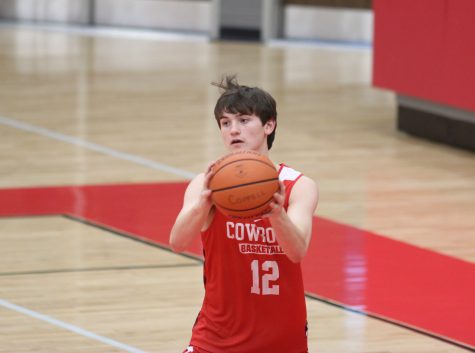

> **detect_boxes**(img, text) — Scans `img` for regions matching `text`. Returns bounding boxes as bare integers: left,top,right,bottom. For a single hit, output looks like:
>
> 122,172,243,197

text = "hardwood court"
0,24,474,352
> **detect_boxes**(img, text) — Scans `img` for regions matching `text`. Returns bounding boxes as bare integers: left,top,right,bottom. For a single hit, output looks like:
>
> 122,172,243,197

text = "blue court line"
0,299,150,353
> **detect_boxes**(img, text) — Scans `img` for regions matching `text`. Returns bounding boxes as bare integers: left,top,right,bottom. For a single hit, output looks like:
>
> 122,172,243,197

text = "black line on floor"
0,213,60,219
0,263,200,277
62,214,203,264
305,293,475,352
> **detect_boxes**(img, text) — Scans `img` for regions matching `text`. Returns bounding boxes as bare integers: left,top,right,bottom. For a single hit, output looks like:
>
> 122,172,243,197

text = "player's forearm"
270,212,309,263
169,204,211,252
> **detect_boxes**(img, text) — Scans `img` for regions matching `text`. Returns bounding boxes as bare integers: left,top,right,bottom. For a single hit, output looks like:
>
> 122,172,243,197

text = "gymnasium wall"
283,3,372,42
0,0,91,24
0,0,374,43
284,0,371,9
0,0,212,33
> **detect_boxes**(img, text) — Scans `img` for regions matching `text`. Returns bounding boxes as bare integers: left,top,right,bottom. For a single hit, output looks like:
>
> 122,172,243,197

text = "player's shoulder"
296,175,317,190
294,174,318,201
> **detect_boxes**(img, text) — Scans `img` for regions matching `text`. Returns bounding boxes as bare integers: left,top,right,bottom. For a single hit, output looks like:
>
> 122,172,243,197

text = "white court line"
0,115,196,180
0,299,149,353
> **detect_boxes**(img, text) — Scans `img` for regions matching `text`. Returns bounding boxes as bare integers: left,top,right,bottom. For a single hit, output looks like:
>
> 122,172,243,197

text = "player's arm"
169,165,214,253
266,177,319,263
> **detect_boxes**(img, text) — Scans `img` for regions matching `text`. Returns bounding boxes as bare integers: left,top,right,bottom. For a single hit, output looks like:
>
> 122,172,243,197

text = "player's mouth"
231,139,244,145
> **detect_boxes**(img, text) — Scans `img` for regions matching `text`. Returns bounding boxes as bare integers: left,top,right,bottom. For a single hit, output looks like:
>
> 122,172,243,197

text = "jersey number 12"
250,260,280,295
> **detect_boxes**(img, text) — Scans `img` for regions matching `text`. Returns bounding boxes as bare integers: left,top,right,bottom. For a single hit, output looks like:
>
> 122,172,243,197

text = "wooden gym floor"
0,24,474,352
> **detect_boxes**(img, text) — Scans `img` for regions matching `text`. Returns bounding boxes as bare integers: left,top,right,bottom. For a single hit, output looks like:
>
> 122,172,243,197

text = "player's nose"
230,120,240,134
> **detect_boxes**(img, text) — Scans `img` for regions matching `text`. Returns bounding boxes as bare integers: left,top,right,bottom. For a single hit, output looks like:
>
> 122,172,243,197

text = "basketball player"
170,75,319,353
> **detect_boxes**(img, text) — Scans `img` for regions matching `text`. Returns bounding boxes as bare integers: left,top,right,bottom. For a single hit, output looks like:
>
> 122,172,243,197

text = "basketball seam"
211,158,276,180
211,178,278,193
214,184,280,212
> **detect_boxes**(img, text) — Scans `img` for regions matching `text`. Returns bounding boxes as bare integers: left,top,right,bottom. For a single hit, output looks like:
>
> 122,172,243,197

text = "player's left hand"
263,181,286,218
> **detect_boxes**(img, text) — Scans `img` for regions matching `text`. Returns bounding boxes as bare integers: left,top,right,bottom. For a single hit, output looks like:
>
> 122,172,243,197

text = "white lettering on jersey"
266,227,276,243
235,223,244,241
226,221,276,244
251,260,280,295
240,243,284,255
226,222,234,239
245,223,265,242
226,221,284,255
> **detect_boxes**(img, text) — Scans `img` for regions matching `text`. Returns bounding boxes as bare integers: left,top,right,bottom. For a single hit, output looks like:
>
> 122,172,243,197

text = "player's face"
218,112,275,154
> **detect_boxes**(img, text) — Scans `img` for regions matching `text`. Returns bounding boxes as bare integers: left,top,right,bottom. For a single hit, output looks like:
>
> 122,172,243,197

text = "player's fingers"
263,200,282,219
203,162,215,188
278,180,286,194
273,191,285,205
262,203,275,218
205,160,216,174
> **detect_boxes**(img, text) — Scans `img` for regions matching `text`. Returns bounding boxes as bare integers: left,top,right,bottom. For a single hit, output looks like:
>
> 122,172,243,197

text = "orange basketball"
209,150,279,219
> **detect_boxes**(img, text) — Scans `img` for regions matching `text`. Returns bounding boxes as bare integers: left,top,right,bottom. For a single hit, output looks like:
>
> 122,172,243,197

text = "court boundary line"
0,299,150,353
0,115,196,180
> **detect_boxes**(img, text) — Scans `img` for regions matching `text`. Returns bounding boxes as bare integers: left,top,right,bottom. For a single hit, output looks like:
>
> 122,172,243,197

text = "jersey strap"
278,164,303,209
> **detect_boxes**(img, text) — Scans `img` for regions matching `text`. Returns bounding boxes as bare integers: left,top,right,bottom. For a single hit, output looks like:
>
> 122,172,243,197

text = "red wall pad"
373,0,475,112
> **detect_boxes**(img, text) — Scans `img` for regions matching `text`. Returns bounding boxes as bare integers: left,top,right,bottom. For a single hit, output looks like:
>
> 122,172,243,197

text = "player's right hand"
200,161,215,206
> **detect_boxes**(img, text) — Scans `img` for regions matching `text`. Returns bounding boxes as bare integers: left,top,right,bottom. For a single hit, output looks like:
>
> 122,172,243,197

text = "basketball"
209,150,279,219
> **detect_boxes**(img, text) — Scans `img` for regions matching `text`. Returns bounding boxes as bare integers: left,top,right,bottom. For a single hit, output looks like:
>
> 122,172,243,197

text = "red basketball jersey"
190,164,308,353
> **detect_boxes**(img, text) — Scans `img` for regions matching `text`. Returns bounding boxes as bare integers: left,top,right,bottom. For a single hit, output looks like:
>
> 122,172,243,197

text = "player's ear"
264,119,276,134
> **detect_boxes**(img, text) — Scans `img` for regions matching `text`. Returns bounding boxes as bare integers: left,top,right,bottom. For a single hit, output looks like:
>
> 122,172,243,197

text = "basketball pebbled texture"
209,150,279,219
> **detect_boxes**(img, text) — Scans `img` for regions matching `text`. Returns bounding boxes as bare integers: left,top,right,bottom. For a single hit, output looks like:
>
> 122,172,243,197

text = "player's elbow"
169,239,186,253
287,248,307,263
169,233,187,253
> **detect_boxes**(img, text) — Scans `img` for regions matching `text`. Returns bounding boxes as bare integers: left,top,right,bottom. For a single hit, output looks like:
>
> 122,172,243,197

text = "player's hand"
263,181,286,218
199,161,215,206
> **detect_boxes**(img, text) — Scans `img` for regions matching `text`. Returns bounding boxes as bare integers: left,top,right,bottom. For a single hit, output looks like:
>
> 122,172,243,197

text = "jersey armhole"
278,164,304,209
201,207,216,233
284,173,303,209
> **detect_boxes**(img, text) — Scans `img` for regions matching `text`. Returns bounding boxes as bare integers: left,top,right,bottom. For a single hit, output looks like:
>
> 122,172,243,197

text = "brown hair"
212,75,277,150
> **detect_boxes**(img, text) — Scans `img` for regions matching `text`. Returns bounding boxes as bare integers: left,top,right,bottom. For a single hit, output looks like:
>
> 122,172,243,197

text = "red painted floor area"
1,183,474,349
